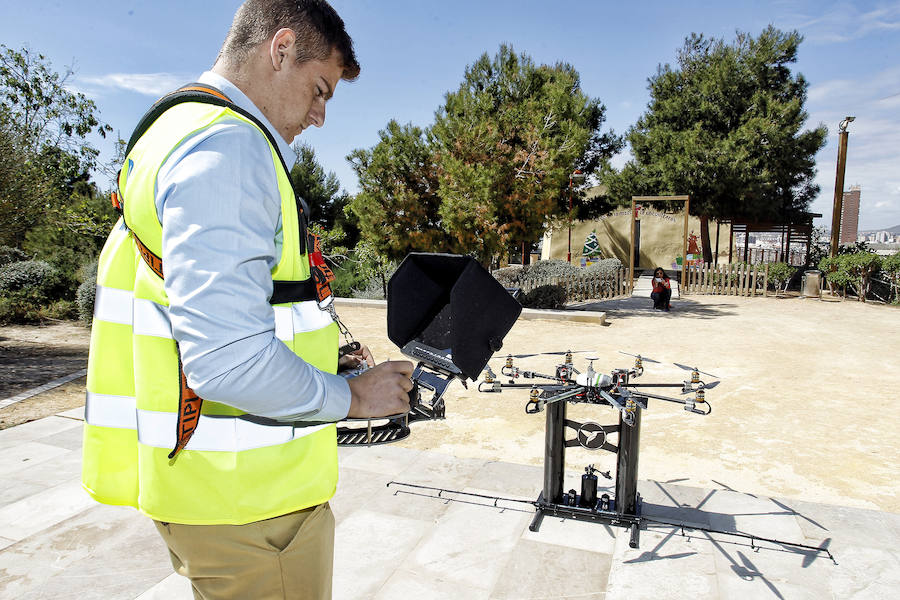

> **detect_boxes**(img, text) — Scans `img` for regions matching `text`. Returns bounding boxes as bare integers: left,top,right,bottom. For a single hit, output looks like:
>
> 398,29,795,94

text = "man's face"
277,47,344,142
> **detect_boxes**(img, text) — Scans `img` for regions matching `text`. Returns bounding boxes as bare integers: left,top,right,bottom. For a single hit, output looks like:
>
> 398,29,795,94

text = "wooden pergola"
722,212,822,266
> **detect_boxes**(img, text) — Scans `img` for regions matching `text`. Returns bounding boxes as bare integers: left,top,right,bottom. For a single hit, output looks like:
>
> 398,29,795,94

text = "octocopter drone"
474,349,713,546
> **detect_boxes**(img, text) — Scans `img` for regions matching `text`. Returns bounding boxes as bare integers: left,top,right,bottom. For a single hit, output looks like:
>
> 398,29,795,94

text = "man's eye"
316,86,323,97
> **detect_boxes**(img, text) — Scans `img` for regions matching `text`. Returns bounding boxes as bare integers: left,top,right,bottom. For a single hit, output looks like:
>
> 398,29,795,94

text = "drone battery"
581,472,598,508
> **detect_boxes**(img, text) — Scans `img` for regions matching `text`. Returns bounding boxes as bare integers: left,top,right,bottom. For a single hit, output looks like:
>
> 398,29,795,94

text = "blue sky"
2,0,898,230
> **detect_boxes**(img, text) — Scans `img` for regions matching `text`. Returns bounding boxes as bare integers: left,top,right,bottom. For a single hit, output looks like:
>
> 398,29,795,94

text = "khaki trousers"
153,503,335,600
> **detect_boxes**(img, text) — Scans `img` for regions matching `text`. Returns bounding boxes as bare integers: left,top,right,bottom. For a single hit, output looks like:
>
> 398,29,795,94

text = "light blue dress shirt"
154,71,351,423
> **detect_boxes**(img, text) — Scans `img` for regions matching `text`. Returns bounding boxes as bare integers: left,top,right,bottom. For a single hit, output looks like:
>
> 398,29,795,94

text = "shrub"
0,260,68,324
76,260,98,324
842,252,881,302
766,262,796,296
881,252,900,304
492,265,525,288
0,245,28,267
519,284,567,309
351,277,386,300
522,259,579,280
820,252,882,301
0,260,65,298
583,257,623,277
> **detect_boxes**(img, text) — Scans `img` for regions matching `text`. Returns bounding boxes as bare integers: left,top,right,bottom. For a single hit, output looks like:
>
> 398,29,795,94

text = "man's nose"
308,102,326,128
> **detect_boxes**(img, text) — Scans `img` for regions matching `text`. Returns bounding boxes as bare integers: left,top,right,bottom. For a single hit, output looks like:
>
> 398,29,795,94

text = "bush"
492,265,525,288
351,277,386,300
522,259,579,280
0,245,28,267
0,260,65,298
882,252,900,304
820,252,882,301
766,262,796,295
76,260,98,324
519,284,567,309
0,260,68,324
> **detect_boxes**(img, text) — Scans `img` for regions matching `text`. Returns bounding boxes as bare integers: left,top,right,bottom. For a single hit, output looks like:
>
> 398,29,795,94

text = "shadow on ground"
0,341,88,397
570,296,739,321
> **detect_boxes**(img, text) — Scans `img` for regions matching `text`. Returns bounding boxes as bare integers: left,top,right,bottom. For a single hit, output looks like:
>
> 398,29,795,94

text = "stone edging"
0,369,88,409
333,297,606,324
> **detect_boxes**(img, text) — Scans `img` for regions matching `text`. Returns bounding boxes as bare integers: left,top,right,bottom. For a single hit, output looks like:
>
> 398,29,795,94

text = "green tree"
347,120,454,260
0,117,51,246
0,45,111,248
604,27,827,262
0,45,111,170
432,45,621,263
881,252,900,304
289,142,357,248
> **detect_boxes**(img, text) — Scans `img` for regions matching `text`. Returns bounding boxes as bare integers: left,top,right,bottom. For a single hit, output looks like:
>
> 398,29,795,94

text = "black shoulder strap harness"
113,83,337,459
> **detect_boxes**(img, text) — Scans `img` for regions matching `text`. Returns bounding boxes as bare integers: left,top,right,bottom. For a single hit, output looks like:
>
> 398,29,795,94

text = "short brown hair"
219,0,360,80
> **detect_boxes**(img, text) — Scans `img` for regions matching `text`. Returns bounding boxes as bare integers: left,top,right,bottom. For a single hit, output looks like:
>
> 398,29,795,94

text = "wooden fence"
519,268,633,301
681,262,771,296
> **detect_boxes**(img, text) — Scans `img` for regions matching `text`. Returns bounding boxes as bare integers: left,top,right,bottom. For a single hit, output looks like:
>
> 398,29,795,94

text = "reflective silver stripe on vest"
133,298,174,338
131,299,331,342
136,410,329,452
272,301,334,341
85,391,138,430
93,286,134,325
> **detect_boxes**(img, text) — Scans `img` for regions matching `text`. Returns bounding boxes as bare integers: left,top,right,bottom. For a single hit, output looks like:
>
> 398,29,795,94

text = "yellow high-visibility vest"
82,95,339,525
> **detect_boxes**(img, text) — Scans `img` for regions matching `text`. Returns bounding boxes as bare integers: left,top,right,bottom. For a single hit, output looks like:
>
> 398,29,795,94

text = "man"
82,2,412,598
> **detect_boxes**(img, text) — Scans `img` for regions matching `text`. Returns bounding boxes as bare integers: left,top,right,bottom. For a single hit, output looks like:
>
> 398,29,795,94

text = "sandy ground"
1,294,898,513
0,323,90,429
338,295,900,514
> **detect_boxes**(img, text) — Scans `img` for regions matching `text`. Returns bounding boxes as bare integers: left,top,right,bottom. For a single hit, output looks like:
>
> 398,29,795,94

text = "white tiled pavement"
1,408,899,599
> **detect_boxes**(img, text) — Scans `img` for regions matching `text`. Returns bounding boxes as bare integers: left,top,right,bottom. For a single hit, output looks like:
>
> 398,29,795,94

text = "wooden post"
728,225,734,264
763,263,769,297
750,264,757,297
629,197,636,288
743,229,750,264
683,196,690,289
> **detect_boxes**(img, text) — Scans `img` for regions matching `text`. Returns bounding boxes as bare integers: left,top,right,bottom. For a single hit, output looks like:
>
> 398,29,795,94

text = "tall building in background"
840,186,861,245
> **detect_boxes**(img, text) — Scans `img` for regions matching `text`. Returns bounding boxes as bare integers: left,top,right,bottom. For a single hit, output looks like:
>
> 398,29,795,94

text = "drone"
479,350,714,422
471,349,714,546
388,348,836,559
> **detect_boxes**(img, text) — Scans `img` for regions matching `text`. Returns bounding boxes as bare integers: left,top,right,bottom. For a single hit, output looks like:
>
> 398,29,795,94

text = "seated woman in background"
651,267,671,311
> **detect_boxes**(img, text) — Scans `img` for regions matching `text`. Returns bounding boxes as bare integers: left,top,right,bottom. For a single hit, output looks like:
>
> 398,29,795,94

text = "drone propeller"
702,381,721,390
500,350,592,360
618,351,661,364
673,362,719,378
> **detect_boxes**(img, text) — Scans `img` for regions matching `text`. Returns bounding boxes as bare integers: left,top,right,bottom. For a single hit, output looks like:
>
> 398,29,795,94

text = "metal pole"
830,118,854,257
682,197,689,286
615,407,642,517
542,398,567,504
567,182,573,263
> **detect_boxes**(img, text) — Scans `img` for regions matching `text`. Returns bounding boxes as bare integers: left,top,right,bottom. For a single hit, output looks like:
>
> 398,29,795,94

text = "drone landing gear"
530,388,646,547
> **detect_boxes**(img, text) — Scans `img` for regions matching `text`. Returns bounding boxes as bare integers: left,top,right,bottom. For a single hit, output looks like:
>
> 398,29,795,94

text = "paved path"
1,408,898,599
631,274,680,299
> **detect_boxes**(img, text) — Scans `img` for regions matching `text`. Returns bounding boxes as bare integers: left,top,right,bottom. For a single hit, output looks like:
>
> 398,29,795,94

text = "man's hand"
338,344,375,372
347,360,414,418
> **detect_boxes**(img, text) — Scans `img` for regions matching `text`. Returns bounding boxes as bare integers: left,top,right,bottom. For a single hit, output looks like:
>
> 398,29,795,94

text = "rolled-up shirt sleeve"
157,119,351,423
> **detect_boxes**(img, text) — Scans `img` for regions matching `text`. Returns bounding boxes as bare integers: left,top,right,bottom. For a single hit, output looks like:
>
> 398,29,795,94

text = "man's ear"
269,28,296,71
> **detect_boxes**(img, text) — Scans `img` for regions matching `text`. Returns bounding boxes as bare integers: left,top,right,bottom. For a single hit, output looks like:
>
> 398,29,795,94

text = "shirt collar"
197,71,297,166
